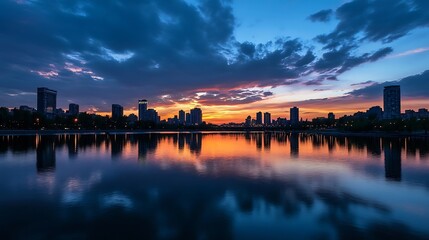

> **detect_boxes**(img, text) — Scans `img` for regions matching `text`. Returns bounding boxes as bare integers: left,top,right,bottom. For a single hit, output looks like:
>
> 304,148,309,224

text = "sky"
1,0,429,124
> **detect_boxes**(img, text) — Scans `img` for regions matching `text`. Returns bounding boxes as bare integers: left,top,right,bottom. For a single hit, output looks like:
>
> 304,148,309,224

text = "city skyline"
2,84,429,126
1,0,429,124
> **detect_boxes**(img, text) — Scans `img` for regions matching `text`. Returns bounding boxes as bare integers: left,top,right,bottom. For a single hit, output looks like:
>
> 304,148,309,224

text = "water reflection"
36,135,56,173
0,133,428,239
384,138,402,181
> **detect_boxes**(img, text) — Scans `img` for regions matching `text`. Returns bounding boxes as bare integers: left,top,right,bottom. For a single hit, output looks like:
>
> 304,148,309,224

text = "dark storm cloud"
308,9,333,22
314,0,429,49
0,0,319,111
0,0,424,112
349,69,429,99
314,46,392,74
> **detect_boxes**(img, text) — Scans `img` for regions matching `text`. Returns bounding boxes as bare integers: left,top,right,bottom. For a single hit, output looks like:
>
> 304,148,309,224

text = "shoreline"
0,129,428,137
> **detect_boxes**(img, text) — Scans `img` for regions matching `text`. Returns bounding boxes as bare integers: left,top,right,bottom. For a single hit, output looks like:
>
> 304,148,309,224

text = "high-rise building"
185,113,191,125
256,112,263,125
69,103,79,116
263,112,271,126
179,110,185,124
146,109,159,123
112,104,124,119
383,85,401,119
138,99,148,120
37,87,57,118
290,107,299,125
190,108,202,125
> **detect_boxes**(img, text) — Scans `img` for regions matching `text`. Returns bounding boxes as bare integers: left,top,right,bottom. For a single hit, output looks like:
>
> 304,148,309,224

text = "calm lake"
1,132,429,240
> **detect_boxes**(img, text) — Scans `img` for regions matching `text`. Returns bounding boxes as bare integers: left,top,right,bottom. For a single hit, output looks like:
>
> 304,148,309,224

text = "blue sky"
0,0,428,123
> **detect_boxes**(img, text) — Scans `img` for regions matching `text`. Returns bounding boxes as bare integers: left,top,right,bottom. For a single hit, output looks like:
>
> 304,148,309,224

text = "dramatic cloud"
308,9,333,22
0,0,427,119
0,0,319,111
313,46,392,74
349,70,429,99
314,0,429,48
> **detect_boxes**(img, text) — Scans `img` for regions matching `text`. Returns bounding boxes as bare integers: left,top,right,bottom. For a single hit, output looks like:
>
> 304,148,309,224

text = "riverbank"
0,128,428,137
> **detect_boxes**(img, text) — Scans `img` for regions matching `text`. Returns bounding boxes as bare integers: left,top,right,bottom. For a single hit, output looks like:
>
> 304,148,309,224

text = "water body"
0,132,429,240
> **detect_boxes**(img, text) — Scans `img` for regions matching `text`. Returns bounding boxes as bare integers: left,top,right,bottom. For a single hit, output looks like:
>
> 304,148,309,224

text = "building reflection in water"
188,133,202,156
255,133,262,150
137,134,158,162
383,138,402,181
264,133,271,150
36,135,56,173
4,132,428,182
290,133,299,158
66,134,79,159
110,134,125,159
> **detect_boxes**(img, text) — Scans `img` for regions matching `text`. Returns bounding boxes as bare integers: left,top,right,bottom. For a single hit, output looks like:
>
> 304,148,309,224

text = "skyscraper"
112,104,124,119
256,111,262,125
37,87,57,118
185,113,191,125
179,110,185,124
190,108,203,125
290,106,299,125
263,112,271,126
383,85,401,119
69,103,79,116
138,99,148,120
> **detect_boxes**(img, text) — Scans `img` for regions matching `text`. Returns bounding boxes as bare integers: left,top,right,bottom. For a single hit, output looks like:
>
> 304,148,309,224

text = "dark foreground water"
1,132,429,240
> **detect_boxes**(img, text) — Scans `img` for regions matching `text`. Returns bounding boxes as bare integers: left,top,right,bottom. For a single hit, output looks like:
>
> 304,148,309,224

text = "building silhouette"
383,85,401,119
185,112,191,125
138,99,159,123
264,112,271,126
245,115,251,127
37,87,57,118
190,108,202,125
112,104,124,119
256,112,263,125
367,106,383,120
328,112,335,120
69,103,79,116
179,110,185,124
290,106,299,125
138,99,148,120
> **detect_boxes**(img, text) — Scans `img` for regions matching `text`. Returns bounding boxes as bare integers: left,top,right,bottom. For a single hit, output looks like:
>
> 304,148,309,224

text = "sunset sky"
1,0,429,124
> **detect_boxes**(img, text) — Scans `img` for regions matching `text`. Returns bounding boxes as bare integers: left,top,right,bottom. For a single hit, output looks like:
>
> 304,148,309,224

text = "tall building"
138,99,148,120
290,106,299,125
112,104,124,119
190,108,202,125
143,109,159,123
69,103,79,116
37,87,57,117
256,112,263,125
383,85,401,119
185,113,191,125
179,110,185,124
263,112,271,126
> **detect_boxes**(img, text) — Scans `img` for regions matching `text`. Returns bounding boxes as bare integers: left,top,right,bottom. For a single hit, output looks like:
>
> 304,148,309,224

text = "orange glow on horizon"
81,97,428,124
